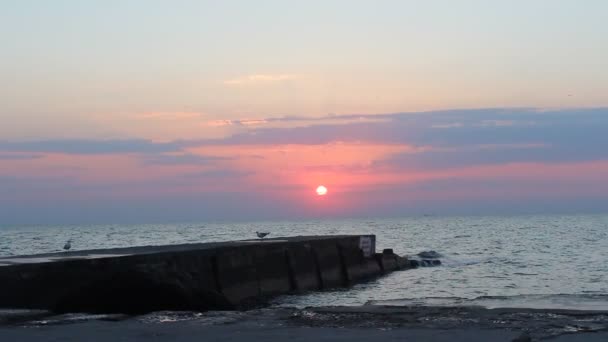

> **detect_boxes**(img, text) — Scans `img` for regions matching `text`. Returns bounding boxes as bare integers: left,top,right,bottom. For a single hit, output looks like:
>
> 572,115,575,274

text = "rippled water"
1,214,607,310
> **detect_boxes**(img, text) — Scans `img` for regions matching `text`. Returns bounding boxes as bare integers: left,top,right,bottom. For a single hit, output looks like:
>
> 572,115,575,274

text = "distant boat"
256,231,270,239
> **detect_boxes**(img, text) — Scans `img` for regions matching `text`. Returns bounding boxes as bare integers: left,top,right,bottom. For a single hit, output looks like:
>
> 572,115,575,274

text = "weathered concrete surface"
0,235,414,314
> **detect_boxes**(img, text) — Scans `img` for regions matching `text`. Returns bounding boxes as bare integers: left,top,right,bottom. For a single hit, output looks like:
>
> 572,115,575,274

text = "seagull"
63,239,72,251
256,231,270,239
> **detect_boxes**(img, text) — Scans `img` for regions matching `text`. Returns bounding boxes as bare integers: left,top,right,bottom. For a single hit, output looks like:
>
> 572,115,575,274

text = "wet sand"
1,305,608,341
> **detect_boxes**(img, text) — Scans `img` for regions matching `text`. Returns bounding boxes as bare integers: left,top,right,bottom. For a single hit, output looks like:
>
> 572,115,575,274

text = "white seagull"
256,231,270,239
63,239,72,251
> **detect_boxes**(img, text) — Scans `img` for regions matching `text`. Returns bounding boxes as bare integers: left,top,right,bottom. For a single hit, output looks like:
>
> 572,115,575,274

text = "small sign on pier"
359,236,376,257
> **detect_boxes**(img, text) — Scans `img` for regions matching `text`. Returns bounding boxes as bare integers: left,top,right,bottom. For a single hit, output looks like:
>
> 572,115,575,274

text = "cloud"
0,175,110,200
0,139,182,155
3,107,608,224
193,107,608,169
205,113,389,128
431,122,464,129
206,120,234,127
3,108,607,168
239,119,268,125
476,120,516,127
134,112,203,120
206,119,268,127
142,153,229,166
223,74,297,85
183,169,255,179
0,153,43,160
375,143,555,171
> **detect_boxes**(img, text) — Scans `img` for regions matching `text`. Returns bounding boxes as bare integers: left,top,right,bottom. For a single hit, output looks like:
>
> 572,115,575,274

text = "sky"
1,1,607,224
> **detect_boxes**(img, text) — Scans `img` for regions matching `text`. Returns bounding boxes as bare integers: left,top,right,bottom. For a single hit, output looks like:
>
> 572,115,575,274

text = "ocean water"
1,214,608,310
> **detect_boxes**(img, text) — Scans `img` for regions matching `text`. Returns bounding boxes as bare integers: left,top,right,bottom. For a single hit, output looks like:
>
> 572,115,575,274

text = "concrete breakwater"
0,235,414,314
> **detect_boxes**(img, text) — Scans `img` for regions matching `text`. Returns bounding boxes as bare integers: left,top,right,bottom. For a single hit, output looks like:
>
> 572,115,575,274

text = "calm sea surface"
1,214,608,310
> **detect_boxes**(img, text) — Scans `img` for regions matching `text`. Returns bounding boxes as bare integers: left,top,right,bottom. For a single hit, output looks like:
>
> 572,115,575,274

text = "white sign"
359,236,374,257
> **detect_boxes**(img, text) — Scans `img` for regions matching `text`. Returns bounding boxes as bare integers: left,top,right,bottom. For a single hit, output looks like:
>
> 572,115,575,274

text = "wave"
415,250,442,259
408,250,503,268
368,294,608,311
409,250,498,268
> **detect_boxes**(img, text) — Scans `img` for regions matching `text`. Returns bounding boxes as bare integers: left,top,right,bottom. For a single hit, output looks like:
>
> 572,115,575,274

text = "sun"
316,185,328,196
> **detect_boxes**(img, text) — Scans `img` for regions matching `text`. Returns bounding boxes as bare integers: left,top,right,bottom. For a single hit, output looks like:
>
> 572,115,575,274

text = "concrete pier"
0,235,412,314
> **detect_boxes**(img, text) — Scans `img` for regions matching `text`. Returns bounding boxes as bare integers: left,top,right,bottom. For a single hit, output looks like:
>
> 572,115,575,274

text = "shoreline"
2,305,608,341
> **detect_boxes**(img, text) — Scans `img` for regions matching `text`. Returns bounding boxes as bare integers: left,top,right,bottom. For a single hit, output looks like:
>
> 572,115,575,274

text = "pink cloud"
134,112,203,120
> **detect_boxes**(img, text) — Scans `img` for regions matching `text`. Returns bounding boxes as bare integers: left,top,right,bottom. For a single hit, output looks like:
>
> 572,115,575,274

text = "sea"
1,214,608,311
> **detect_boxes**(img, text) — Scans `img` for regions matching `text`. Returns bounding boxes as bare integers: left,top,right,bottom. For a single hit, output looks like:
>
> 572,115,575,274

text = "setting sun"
316,185,328,196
